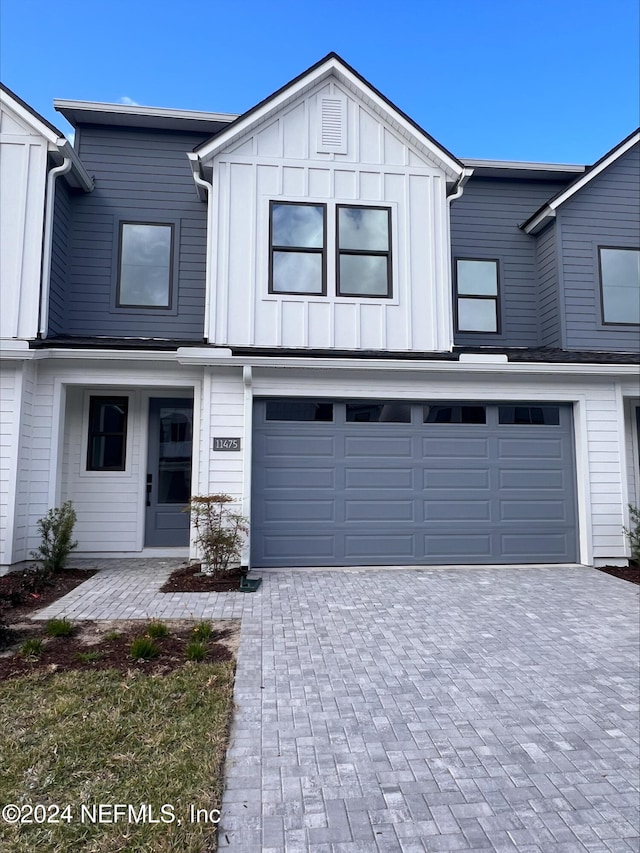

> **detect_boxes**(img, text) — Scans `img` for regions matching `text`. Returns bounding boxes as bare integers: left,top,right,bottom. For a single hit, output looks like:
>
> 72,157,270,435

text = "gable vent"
317,96,347,154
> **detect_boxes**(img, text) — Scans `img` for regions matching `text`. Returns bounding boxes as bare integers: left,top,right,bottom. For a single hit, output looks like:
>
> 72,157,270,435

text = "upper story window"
337,206,392,298
269,201,392,298
455,259,500,333
269,202,326,295
599,247,640,325
117,222,174,308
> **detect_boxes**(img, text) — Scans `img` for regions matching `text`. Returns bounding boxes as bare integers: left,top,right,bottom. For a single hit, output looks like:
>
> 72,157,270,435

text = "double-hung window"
599,247,640,325
269,202,326,295
87,396,128,471
117,222,174,308
337,205,392,297
455,258,500,333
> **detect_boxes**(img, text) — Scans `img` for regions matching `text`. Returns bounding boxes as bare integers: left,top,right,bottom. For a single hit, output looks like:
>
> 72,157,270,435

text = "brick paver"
34,562,639,851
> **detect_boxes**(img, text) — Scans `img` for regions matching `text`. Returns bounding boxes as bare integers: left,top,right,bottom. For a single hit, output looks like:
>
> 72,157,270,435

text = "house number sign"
213,437,241,451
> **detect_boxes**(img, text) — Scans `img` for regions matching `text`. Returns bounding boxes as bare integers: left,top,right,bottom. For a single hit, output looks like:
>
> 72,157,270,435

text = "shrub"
623,505,640,562
103,630,120,641
31,501,78,574
76,650,104,663
130,636,159,660
187,494,249,577
146,621,170,639
192,621,213,641
185,640,207,662
45,617,75,638
19,638,44,658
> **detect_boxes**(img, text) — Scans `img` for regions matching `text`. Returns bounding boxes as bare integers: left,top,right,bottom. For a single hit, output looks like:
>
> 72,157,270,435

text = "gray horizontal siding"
61,126,211,340
536,223,561,347
48,179,72,336
450,177,570,346
559,144,640,352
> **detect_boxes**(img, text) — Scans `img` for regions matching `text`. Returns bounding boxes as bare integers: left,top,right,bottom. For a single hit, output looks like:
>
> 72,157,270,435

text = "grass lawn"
0,657,235,852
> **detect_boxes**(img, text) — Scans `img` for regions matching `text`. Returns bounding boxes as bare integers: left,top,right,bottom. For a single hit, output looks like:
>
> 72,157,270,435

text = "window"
269,202,326,295
424,404,486,424
87,397,128,471
337,206,392,297
498,406,560,425
117,222,173,308
599,247,640,325
346,402,411,422
455,259,499,333
265,401,333,421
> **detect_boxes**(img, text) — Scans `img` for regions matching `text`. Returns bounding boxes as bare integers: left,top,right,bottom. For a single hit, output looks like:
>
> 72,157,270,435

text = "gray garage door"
251,399,578,567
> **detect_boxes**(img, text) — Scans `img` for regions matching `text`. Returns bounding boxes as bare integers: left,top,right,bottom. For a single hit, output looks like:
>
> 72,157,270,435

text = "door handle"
146,474,152,507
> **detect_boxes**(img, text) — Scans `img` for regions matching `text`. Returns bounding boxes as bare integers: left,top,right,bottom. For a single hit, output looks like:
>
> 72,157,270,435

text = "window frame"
454,257,501,334
598,245,640,327
336,204,393,299
115,220,176,311
86,396,129,472
268,201,327,296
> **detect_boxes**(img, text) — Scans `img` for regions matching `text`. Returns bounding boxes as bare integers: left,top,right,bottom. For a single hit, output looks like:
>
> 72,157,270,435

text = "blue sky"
1,0,638,163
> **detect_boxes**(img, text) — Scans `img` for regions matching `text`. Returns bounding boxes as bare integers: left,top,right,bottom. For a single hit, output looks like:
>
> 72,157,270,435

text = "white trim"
4,366,24,564
463,158,585,172
523,131,640,234
242,365,253,567
573,396,593,567
0,88,62,145
50,378,66,507
54,99,238,124
614,382,632,557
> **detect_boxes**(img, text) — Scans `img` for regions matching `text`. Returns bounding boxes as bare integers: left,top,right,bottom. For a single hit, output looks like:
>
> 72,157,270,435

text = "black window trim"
268,201,327,296
336,204,393,299
87,395,129,472
598,245,640,327
116,220,176,311
454,257,501,335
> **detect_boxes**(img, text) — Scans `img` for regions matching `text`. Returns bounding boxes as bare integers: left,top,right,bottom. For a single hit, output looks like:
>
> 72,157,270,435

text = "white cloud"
118,96,139,106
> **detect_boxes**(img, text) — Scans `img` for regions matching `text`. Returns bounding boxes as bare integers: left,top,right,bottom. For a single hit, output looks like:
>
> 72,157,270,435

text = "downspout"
39,155,72,338
191,163,214,343
443,167,474,351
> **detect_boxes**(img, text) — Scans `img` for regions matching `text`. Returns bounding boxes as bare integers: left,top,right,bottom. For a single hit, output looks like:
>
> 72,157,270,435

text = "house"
1,54,638,572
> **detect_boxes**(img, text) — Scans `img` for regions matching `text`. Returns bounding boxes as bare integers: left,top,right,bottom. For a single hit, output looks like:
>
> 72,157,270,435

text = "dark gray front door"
251,399,578,567
145,398,193,547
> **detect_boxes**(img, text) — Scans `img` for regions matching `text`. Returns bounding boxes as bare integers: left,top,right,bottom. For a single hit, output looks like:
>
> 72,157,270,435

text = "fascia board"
0,89,63,145
54,99,238,127
523,130,640,234
194,56,464,179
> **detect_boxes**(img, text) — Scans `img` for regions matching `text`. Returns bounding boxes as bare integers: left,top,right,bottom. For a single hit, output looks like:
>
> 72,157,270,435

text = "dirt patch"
1,568,98,620
593,563,639,585
0,618,240,681
159,563,244,593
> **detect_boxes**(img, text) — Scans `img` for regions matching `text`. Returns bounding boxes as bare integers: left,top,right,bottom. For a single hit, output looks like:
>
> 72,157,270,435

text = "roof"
191,53,467,183
522,128,640,233
55,99,238,134
463,158,585,181
0,82,94,191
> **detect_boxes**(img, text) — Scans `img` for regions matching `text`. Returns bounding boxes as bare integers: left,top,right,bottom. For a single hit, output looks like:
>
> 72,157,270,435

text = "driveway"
218,566,639,852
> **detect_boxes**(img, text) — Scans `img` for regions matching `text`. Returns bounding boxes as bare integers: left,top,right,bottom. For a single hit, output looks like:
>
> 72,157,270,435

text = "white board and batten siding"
0,100,49,340
210,80,452,352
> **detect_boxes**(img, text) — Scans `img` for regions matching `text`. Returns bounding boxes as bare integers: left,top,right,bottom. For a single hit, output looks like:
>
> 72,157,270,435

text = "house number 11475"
213,437,241,451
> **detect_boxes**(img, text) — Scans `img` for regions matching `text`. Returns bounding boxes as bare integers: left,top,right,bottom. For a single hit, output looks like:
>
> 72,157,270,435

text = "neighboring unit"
1,55,638,571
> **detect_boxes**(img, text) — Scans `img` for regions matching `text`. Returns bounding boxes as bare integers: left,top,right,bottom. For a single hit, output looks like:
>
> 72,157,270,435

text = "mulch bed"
1,568,98,621
0,621,236,681
159,563,244,593
593,563,639,585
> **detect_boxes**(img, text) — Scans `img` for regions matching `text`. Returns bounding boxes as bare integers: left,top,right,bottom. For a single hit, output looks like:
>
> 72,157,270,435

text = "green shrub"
192,621,213,641
19,638,44,658
187,494,249,577
76,650,104,663
31,501,78,574
185,640,207,662
129,636,159,660
45,617,75,638
146,620,170,639
103,630,120,641
623,505,640,562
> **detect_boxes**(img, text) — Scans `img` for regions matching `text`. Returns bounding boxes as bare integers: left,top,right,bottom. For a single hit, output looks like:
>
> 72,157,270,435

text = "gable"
0,84,62,145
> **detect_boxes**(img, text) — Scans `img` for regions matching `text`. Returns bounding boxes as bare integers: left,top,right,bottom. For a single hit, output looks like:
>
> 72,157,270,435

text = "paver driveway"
219,566,639,853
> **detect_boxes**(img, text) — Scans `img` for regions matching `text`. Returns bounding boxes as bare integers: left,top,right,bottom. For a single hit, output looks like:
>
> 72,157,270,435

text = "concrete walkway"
35,562,639,852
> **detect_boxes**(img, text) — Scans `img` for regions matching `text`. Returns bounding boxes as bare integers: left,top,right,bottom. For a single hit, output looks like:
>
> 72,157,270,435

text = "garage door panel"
345,467,414,489
345,500,415,522
424,500,492,521
252,400,577,566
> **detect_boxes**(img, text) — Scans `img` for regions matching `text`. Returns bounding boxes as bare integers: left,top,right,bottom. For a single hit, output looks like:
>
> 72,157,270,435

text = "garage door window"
265,401,333,421
499,405,560,425
346,402,411,422
424,404,486,424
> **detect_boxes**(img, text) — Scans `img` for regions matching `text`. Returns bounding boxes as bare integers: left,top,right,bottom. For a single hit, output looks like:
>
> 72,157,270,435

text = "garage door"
251,399,578,567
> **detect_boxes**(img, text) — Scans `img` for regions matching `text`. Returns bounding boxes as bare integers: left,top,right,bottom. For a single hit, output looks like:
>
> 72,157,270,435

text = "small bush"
19,638,44,659
103,630,120,641
185,640,207,662
76,650,104,663
623,505,640,562
187,494,249,577
129,636,159,660
192,621,213,641
31,501,78,575
146,621,170,639
45,617,75,638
